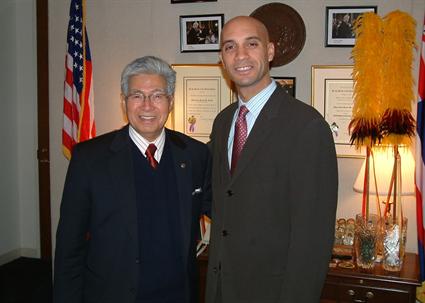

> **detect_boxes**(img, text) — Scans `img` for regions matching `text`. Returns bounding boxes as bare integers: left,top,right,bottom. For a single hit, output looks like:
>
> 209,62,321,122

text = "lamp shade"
353,147,415,196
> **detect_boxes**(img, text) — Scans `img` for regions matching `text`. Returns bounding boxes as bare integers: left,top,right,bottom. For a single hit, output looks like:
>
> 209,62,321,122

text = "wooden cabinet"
198,252,420,303
320,253,420,303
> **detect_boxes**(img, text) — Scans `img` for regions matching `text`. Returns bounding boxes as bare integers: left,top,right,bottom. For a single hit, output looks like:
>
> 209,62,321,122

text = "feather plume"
350,13,384,148
380,10,416,145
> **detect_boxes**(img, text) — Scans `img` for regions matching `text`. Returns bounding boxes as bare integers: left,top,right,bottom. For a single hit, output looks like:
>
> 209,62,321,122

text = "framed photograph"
172,0,216,3
325,6,377,47
170,64,234,143
179,14,224,52
311,65,364,158
273,77,296,97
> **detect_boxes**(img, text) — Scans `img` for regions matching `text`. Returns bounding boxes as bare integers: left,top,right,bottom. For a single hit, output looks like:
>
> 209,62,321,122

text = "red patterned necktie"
230,105,249,175
145,144,158,169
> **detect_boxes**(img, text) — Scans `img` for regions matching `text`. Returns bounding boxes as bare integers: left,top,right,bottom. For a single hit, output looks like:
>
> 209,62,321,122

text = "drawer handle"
346,289,374,303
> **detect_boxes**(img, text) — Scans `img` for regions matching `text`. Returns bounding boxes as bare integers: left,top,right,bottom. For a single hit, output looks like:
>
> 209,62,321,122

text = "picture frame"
179,14,224,52
172,0,216,3
272,77,296,97
169,64,234,143
311,65,364,158
325,6,377,47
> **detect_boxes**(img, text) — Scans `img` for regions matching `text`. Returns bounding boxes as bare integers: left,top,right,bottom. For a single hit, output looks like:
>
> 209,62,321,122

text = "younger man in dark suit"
53,56,211,303
205,16,338,303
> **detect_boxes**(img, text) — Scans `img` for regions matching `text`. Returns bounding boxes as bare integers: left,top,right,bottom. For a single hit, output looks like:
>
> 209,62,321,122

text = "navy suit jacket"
53,125,211,303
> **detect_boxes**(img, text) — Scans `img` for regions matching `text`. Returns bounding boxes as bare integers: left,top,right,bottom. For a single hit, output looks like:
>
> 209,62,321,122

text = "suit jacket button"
213,266,218,274
226,190,233,196
222,230,229,237
135,258,140,264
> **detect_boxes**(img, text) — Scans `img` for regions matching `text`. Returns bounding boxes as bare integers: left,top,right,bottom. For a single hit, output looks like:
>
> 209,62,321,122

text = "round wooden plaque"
250,2,306,67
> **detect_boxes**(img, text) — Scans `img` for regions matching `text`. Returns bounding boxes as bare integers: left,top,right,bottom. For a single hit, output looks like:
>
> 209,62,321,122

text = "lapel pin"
180,162,186,168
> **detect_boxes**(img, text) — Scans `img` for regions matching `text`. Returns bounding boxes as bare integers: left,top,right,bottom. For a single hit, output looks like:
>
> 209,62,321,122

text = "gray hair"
120,56,176,96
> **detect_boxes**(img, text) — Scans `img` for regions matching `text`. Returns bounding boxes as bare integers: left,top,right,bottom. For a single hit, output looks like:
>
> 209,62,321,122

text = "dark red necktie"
230,106,249,175
145,144,158,169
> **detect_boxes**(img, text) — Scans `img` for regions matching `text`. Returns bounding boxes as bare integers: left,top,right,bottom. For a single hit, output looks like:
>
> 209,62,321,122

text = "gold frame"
311,65,364,158
169,64,234,143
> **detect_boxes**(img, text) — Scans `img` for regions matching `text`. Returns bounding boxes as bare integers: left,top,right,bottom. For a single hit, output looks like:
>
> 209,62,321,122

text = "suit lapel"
231,87,285,182
166,130,191,259
217,104,238,182
108,126,138,245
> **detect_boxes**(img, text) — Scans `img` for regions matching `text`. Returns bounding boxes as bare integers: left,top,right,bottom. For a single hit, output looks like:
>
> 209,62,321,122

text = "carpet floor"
0,257,52,303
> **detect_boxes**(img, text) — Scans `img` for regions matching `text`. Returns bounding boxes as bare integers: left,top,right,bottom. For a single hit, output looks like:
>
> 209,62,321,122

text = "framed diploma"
311,65,363,158
170,64,234,143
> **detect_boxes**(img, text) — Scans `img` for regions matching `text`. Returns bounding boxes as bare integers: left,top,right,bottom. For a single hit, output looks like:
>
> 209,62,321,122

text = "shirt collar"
237,80,277,111
128,126,165,162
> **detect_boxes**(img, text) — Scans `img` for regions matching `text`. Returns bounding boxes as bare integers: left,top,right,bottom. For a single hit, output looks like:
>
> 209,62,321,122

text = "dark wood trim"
36,0,52,262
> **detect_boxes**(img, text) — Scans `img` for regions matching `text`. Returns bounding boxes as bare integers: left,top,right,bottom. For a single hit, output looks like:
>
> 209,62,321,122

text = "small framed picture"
179,14,224,52
325,6,377,47
172,0,216,3
273,77,296,97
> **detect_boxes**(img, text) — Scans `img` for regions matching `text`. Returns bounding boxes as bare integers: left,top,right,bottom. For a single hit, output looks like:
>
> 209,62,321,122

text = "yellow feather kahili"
380,10,416,145
349,13,384,148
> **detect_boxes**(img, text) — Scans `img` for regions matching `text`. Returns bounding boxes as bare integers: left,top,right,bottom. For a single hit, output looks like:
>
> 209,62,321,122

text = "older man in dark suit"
53,56,211,303
205,16,338,303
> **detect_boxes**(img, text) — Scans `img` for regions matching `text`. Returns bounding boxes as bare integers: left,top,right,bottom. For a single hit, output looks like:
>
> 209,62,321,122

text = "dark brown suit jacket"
205,86,338,303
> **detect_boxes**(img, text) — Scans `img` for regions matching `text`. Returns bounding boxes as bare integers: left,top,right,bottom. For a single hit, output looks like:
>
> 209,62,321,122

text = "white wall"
48,0,425,256
0,0,39,264
16,0,39,258
0,0,20,260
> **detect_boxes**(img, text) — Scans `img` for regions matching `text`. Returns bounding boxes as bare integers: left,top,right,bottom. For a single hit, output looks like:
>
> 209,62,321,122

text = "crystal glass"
382,216,408,271
355,213,380,269
335,218,346,245
343,218,355,246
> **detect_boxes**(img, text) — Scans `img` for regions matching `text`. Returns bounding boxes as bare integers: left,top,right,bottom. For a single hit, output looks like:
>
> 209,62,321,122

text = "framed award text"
170,64,234,143
311,65,363,158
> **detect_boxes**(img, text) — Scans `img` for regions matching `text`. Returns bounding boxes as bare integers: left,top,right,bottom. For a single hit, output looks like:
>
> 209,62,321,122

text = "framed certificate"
311,65,364,158
170,64,234,143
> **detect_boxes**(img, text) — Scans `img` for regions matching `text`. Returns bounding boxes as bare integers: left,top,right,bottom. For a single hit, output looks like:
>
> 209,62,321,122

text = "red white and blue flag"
62,0,95,159
416,15,425,302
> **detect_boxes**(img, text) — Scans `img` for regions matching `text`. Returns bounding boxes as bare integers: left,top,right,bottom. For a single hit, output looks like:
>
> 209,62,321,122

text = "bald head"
220,16,270,47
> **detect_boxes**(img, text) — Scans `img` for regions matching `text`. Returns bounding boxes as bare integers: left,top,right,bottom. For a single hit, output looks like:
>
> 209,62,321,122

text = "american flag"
416,16,425,302
62,0,95,159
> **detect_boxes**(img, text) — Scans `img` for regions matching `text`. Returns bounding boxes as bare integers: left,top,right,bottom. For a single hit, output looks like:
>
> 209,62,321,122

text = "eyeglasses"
126,91,169,105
